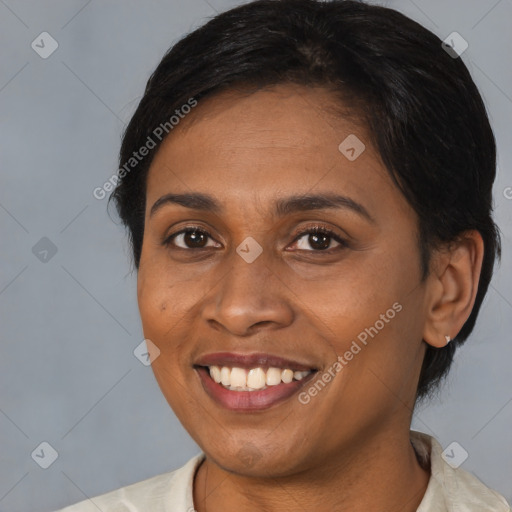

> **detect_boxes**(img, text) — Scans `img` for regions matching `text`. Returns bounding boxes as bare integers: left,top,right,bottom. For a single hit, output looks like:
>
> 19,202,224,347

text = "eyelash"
162,224,348,253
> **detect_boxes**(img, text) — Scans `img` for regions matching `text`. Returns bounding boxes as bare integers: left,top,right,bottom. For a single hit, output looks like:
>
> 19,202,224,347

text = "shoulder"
411,431,511,512
53,453,204,512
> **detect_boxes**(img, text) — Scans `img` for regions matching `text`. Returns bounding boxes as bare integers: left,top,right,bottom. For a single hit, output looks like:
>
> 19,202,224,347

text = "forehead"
157,84,366,155
145,84,401,216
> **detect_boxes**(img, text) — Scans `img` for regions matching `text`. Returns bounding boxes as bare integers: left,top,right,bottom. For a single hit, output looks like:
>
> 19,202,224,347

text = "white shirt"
55,431,511,511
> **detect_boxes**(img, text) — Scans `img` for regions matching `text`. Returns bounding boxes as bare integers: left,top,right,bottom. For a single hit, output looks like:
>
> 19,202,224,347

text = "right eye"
163,226,221,250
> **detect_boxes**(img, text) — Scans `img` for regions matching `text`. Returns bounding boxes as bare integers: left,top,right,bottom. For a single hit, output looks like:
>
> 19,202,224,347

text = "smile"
194,352,318,411
208,365,312,391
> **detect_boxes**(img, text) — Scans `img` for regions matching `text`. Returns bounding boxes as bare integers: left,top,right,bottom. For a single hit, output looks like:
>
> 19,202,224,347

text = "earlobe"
422,231,484,348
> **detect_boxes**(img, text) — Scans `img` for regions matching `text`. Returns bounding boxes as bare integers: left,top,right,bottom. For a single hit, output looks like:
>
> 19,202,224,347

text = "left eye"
291,227,346,252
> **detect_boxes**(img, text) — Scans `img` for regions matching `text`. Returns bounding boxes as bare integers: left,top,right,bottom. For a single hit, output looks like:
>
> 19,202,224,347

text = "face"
137,84,429,478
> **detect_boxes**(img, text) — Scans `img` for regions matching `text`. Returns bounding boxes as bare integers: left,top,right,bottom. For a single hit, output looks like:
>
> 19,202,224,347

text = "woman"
57,0,510,510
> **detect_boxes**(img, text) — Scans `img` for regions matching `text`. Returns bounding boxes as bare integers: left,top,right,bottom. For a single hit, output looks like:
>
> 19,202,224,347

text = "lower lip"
196,366,315,411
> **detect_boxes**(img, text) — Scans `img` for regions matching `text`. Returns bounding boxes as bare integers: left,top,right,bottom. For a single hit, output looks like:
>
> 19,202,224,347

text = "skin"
137,84,484,511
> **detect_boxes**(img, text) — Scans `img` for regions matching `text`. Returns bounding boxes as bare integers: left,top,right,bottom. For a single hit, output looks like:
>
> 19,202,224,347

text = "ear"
422,230,484,348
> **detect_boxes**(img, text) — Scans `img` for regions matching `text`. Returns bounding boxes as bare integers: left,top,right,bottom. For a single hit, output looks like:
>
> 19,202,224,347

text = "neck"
193,428,431,512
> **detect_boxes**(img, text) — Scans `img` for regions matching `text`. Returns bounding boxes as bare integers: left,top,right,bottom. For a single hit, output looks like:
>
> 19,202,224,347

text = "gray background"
0,0,510,510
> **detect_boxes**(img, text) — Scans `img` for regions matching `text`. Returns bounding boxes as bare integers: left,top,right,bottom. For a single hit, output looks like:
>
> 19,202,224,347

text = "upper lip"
194,352,318,371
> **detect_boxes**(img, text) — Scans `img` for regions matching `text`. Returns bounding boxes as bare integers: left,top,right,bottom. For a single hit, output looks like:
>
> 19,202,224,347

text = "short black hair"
110,0,501,402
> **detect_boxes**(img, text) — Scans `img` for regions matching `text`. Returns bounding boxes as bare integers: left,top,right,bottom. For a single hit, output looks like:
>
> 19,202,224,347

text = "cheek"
300,261,402,342
136,261,205,363
137,268,192,406
137,271,161,329
311,243,422,384
137,265,178,341
138,257,186,317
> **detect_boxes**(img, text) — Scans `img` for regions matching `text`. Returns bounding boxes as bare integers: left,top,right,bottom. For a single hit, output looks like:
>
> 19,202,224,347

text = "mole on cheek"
160,301,167,312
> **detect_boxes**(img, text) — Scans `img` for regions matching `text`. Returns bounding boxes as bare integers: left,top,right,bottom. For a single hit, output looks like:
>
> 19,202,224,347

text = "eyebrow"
149,192,375,223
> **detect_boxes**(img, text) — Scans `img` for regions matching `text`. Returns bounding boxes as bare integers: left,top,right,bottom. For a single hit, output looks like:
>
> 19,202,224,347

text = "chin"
203,436,312,479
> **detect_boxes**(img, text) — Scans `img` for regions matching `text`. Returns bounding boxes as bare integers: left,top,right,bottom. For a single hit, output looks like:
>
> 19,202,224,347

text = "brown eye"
292,226,346,252
165,227,220,250
301,232,332,250
182,230,208,248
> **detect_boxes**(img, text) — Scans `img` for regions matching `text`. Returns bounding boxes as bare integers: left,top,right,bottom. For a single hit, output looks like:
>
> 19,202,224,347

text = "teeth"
220,367,230,386
207,365,312,391
266,367,282,386
247,368,266,389
230,367,247,388
209,366,221,383
281,369,293,383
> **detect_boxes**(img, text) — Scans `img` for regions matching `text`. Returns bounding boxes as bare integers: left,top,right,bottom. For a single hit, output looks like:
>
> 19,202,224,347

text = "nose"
201,251,295,336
